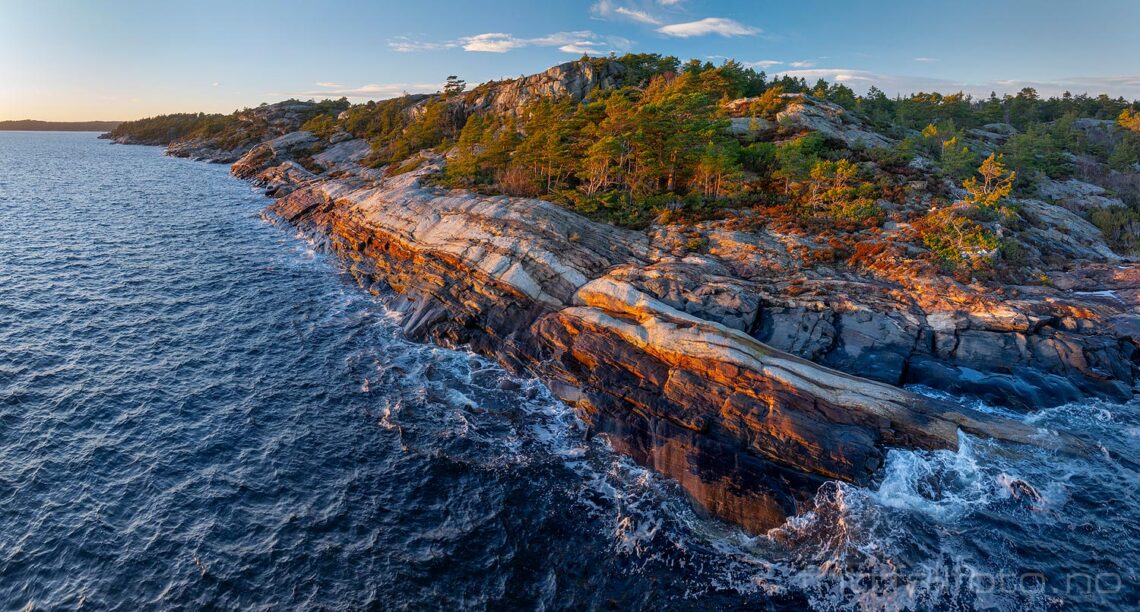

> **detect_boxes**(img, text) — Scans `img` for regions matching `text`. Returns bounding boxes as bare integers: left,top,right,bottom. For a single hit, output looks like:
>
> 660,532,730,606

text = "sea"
1,131,1137,610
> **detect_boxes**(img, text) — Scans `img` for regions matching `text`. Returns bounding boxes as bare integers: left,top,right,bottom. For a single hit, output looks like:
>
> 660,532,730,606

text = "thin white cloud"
788,60,816,68
745,60,783,69
776,68,963,93
657,17,760,38
1065,75,1140,90
591,1,665,25
616,7,662,24
390,30,630,55
913,57,939,63
460,32,526,53
387,37,458,52
297,82,442,100
657,0,683,5
558,44,595,55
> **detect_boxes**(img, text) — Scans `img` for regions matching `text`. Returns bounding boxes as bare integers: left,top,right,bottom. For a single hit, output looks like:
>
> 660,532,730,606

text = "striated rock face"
107,56,1140,532
635,216,1138,411
231,131,319,180
258,160,1106,529
1016,198,1122,263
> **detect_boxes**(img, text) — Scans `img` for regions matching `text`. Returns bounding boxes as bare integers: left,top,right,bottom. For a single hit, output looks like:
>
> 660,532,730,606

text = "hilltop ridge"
1,119,120,131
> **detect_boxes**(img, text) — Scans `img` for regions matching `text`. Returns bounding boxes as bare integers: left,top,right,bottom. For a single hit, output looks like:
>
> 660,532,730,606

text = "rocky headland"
106,57,1139,531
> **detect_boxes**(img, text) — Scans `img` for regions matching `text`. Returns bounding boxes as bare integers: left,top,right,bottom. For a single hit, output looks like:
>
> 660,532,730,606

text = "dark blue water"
1,132,1137,610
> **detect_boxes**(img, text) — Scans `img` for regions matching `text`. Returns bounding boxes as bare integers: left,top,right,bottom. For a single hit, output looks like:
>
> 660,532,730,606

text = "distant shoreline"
0,120,120,132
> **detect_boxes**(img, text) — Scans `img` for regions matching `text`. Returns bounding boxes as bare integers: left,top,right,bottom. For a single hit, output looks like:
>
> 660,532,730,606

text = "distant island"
0,119,121,132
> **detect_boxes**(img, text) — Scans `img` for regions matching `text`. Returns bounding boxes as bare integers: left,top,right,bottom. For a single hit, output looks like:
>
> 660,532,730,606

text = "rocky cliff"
459,59,627,115
250,153,1103,529
109,69,1139,532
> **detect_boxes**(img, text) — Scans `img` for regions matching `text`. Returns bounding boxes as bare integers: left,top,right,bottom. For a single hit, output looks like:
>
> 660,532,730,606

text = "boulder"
231,131,318,180
776,97,894,149
312,138,370,173
1037,178,1124,213
1016,198,1121,263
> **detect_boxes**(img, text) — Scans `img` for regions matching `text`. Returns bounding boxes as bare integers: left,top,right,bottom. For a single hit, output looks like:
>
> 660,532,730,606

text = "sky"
3,0,1140,121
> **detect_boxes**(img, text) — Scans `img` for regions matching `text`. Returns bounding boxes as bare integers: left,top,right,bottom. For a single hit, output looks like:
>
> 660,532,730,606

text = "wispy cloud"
788,60,816,68
459,33,526,53
657,17,760,38
389,31,631,55
387,37,456,52
616,6,662,25
745,60,783,70
913,57,939,63
591,1,664,25
776,68,965,92
295,81,442,100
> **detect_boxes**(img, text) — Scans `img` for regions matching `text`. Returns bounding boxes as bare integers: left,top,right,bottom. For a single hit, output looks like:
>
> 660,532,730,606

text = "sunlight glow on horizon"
3,0,1140,121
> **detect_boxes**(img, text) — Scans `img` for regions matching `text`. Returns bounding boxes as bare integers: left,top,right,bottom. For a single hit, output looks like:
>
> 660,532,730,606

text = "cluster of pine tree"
443,71,752,224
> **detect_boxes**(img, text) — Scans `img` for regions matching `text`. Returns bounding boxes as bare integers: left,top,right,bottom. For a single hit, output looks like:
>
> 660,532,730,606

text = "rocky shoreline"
105,75,1138,531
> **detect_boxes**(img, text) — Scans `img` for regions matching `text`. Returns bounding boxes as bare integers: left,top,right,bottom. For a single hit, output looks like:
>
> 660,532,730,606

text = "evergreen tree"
964,154,1015,209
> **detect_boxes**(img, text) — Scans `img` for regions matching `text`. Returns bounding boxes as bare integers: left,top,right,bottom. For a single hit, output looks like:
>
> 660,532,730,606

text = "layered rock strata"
107,74,1139,530
257,160,1114,529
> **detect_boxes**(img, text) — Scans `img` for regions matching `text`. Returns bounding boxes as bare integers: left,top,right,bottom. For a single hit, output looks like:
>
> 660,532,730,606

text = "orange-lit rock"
263,160,1103,532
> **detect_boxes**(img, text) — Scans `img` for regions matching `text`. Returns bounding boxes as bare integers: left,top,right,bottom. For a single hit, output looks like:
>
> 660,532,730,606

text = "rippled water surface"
1,132,1137,610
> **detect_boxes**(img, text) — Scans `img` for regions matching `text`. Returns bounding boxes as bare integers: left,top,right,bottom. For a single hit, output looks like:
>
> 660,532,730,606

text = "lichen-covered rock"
312,138,370,173
1037,178,1125,212
776,97,894,149
967,122,1018,147
1016,198,1122,263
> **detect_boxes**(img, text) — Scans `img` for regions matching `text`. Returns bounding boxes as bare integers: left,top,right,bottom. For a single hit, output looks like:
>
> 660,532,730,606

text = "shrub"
388,156,425,176
685,236,709,252
964,154,1015,210
1088,206,1140,254
1108,134,1140,172
831,198,884,226
301,114,337,139
918,207,1000,270
999,237,1028,265
747,86,790,119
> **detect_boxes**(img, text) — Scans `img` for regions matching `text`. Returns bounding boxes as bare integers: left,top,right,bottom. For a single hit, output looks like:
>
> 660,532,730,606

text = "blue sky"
3,0,1139,120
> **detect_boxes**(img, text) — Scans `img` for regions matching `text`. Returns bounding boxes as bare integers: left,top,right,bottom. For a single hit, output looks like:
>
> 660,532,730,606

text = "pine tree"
964,154,1015,209
444,75,467,97
448,113,485,183
940,136,979,180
